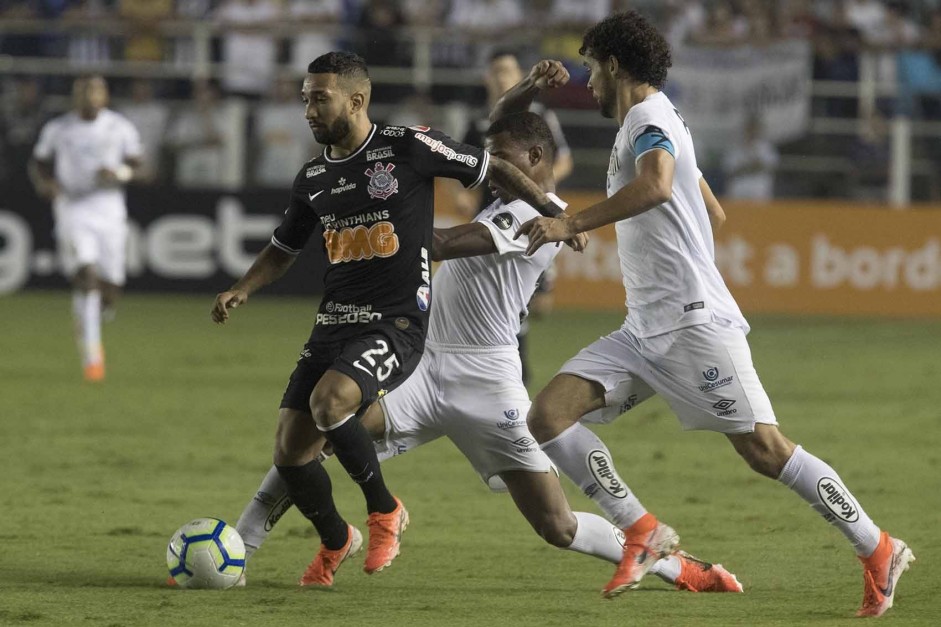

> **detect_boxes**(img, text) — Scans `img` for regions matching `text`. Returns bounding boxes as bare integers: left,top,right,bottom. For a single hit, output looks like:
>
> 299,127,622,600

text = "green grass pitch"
1,291,939,626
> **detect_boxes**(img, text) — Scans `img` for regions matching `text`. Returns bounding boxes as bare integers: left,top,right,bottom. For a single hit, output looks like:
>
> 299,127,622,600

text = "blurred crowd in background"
2,0,941,200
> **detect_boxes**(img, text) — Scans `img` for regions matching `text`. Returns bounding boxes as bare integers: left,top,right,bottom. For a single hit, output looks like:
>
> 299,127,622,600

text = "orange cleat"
299,525,363,587
673,550,743,593
84,362,105,382
363,497,409,574
166,575,177,587
857,532,914,618
603,513,679,599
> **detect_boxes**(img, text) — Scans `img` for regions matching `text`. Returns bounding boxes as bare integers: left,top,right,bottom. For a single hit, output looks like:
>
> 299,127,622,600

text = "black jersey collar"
323,124,377,164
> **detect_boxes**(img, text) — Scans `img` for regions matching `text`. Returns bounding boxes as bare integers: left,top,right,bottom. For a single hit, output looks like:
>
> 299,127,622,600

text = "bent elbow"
655,184,672,205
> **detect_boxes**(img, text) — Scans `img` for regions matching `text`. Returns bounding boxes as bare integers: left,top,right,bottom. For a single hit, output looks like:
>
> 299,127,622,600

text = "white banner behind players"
666,40,812,160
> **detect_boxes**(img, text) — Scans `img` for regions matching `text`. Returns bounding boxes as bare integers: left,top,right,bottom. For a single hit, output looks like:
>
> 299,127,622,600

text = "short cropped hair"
579,11,672,89
308,51,370,81
485,112,556,162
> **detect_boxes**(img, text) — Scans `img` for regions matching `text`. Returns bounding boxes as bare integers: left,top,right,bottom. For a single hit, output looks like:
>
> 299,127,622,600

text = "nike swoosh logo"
308,190,324,202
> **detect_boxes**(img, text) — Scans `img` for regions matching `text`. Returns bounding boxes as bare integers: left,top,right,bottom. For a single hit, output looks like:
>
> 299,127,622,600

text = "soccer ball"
166,518,245,589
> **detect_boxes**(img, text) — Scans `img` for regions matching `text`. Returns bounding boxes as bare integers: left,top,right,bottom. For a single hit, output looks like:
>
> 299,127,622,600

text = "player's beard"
599,93,615,119
312,115,352,146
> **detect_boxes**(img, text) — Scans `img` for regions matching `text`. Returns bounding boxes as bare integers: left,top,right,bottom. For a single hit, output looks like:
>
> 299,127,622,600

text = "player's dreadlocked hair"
485,112,557,162
579,11,672,89
308,51,370,81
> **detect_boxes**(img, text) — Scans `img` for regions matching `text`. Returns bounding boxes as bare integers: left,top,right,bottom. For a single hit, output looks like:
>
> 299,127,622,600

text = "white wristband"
115,164,133,183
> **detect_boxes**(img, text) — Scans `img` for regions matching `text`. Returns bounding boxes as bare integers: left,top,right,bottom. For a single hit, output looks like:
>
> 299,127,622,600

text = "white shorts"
377,342,553,491
54,201,127,285
569,321,777,434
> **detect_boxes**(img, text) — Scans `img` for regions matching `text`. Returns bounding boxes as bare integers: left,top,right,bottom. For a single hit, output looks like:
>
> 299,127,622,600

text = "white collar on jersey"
323,124,377,163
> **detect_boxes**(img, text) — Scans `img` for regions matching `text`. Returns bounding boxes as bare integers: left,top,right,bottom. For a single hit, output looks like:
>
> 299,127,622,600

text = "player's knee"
526,397,559,443
734,440,788,478
309,388,354,429
534,512,577,548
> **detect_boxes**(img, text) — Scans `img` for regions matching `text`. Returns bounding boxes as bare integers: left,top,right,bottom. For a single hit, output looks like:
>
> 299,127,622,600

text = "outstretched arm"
211,243,297,324
515,149,674,255
432,223,497,261
490,60,569,122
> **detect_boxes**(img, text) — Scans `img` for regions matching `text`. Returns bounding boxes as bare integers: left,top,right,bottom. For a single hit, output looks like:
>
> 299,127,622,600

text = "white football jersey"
33,109,142,215
427,193,564,347
608,91,747,337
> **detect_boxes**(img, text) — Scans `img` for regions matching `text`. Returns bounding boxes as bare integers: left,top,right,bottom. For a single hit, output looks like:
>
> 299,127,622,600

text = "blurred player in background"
517,11,914,617
29,75,142,382
233,102,741,595
459,49,574,385
211,51,578,586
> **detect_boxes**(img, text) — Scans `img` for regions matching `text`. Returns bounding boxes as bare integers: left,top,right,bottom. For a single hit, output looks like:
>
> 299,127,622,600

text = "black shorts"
280,322,424,413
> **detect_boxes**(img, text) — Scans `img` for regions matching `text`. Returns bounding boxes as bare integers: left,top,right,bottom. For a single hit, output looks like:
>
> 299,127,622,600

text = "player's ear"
349,90,366,114
607,55,619,77
528,145,543,167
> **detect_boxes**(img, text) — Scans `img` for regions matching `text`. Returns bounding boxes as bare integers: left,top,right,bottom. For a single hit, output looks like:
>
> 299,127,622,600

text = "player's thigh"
56,217,99,283
279,341,341,414
640,322,777,434
95,220,128,286
439,352,550,491
330,324,424,411
538,329,654,424
374,352,444,462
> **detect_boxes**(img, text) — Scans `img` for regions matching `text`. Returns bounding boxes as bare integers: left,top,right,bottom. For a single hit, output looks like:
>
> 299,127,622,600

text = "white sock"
72,290,103,366
649,554,682,583
567,512,680,584
235,466,292,560
778,445,881,557
540,423,647,529
566,511,624,563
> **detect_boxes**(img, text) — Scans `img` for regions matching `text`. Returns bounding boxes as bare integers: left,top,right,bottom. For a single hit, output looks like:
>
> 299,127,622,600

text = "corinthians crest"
365,162,399,200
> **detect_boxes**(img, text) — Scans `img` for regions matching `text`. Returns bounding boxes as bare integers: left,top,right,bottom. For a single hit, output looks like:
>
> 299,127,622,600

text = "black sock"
276,461,349,550
323,416,397,514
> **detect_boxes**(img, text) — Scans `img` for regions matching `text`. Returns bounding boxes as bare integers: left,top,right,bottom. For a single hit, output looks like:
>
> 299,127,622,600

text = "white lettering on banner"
218,198,279,275
811,235,941,291
764,244,800,287
146,215,216,278
715,236,754,286
133,199,279,278
0,211,32,293
0,198,282,293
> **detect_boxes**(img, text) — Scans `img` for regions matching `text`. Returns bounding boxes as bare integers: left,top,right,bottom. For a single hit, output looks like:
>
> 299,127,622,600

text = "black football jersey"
271,123,489,342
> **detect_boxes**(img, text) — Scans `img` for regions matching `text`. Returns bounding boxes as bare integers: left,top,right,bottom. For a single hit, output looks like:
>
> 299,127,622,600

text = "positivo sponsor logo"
816,477,860,522
587,449,627,499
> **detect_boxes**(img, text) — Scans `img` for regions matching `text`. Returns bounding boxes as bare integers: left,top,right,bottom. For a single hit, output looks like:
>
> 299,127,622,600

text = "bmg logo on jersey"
323,221,400,264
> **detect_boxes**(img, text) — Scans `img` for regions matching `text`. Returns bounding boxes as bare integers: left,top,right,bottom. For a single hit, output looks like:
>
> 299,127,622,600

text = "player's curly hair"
486,112,556,162
308,51,370,81
579,11,672,89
